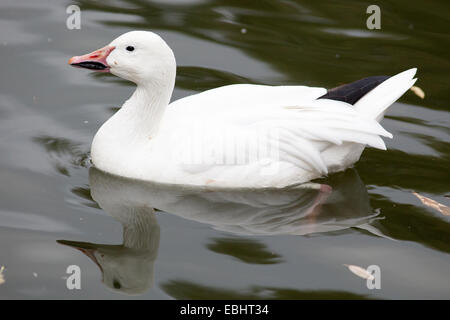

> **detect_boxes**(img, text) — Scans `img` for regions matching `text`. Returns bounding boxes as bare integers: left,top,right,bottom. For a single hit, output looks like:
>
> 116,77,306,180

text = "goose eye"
126,46,135,52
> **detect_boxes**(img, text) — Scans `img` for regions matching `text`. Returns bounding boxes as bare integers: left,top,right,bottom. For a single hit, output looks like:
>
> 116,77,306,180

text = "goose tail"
354,68,417,121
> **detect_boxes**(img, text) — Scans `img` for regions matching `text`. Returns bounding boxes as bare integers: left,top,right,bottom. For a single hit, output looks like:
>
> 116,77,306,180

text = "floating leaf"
410,86,425,99
344,264,374,280
412,192,450,216
0,266,5,285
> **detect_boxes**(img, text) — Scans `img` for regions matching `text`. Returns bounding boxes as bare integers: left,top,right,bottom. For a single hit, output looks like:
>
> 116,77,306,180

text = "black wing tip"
318,75,390,105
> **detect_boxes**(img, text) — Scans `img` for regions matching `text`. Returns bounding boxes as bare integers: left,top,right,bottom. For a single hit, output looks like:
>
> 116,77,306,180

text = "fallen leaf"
344,264,374,280
410,86,425,99
413,192,450,216
0,266,5,285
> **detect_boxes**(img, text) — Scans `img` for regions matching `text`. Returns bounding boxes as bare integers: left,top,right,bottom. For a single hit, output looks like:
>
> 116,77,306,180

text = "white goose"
69,31,417,188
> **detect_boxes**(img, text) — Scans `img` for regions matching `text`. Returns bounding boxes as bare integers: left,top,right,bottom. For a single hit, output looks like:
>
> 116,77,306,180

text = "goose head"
69,31,176,86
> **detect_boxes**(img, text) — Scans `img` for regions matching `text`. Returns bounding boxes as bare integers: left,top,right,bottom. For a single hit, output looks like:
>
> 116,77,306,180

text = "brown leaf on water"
0,266,5,285
410,86,425,99
344,264,374,280
413,192,450,216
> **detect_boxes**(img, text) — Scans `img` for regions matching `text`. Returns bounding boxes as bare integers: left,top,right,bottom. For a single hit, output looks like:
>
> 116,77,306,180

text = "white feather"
354,68,417,120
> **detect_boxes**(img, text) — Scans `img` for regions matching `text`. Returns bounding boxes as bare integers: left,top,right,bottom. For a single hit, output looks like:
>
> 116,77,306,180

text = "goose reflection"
59,167,383,295
58,206,160,295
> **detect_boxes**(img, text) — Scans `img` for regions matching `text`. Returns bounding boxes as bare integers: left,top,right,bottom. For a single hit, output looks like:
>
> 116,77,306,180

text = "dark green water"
0,0,449,299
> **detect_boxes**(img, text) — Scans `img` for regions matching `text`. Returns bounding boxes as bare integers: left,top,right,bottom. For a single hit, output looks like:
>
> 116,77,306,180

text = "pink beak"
68,45,115,72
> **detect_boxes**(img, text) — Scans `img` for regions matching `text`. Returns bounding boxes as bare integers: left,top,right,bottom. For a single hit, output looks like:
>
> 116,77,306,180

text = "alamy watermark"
346,264,381,289
66,5,81,30
66,265,81,290
366,264,381,289
169,124,281,175
366,5,381,30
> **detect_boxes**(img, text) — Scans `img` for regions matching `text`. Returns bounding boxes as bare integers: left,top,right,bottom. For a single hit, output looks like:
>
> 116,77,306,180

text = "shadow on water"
33,135,90,176
59,167,386,295
206,238,284,265
357,148,449,194
368,196,450,254
161,280,373,300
